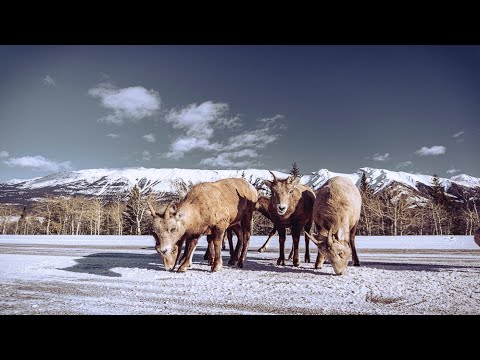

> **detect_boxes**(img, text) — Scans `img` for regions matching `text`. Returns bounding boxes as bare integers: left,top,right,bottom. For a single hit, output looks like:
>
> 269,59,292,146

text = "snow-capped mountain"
0,167,479,205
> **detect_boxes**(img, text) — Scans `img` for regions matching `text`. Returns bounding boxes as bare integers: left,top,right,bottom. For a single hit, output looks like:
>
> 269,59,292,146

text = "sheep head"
263,171,300,216
148,200,187,271
305,228,351,275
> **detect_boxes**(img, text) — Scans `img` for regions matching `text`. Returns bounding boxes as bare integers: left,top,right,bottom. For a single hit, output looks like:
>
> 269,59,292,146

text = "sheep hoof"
315,264,322,270
203,253,209,260
228,258,238,265
177,266,188,273
287,254,293,260
211,263,222,272
353,262,360,267
237,261,244,268
305,256,310,263
222,245,226,250
258,247,266,253
276,258,285,266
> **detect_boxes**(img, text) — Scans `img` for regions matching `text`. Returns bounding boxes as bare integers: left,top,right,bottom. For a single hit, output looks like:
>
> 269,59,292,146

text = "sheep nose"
160,249,168,255
278,205,286,211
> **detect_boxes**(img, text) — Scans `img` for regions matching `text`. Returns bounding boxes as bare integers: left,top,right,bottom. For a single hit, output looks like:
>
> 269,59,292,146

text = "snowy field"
1,235,479,315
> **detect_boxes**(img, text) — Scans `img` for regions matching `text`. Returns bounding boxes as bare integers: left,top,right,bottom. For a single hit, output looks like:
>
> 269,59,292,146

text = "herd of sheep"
147,172,362,275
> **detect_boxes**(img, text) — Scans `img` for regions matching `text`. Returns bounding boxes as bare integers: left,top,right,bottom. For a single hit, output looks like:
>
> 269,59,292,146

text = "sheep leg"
291,226,301,267
229,227,244,266
237,215,252,268
222,230,227,251
228,225,241,262
257,227,276,252
304,219,313,263
203,247,210,260
206,235,215,266
211,230,224,272
178,236,199,272
287,245,294,260
228,227,236,258
176,238,186,266
315,251,325,269
349,223,360,266
277,227,287,266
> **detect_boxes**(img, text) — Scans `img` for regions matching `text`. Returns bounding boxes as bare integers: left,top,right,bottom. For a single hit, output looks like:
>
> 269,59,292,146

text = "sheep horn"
268,170,277,182
304,231,320,246
327,228,334,248
146,201,157,217
164,201,175,220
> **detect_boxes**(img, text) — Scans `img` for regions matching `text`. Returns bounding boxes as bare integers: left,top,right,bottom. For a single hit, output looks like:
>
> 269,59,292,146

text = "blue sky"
0,45,479,181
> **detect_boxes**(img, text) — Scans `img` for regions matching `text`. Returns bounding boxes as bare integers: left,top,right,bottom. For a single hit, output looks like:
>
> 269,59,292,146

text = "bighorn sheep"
263,171,315,266
148,178,257,273
304,176,362,275
475,227,480,247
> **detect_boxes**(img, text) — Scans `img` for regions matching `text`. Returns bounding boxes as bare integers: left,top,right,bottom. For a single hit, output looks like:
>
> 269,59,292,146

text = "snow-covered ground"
1,235,479,314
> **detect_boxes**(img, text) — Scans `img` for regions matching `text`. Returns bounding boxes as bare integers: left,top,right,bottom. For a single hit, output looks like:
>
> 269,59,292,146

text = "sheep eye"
289,189,294,194
338,251,345,258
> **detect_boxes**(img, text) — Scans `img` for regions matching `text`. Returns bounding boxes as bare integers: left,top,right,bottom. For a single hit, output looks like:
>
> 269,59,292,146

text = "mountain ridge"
1,166,479,205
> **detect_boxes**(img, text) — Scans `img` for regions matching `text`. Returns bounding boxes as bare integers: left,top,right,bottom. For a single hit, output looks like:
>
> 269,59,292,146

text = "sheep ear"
263,180,273,188
291,177,300,187
169,203,178,216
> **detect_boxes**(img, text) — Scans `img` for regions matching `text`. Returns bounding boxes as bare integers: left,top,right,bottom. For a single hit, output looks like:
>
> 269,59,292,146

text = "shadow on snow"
59,246,479,278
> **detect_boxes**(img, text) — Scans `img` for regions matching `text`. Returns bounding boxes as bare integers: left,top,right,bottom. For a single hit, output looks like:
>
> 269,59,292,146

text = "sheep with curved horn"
263,171,315,266
149,178,257,273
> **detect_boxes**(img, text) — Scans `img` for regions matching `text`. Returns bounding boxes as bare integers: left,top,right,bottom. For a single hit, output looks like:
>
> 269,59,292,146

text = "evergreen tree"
360,172,371,194
290,162,301,178
430,173,448,206
241,171,246,179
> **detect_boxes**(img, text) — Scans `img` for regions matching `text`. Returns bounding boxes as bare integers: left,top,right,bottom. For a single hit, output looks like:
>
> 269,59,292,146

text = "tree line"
0,167,478,236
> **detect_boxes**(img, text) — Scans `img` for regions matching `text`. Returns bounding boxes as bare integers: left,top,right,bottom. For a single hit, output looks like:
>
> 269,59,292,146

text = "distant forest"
1,168,479,237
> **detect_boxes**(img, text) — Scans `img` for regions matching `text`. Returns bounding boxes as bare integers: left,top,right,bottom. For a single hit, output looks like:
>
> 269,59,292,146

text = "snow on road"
0,235,479,314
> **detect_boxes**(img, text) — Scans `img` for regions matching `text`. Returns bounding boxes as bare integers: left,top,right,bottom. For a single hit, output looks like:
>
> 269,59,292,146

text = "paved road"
1,239,479,314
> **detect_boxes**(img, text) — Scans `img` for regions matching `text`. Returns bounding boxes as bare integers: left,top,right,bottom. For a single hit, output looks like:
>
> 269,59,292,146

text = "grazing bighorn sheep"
475,227,480,247
304,176,362,275
148,178,257,273
263,171,315,266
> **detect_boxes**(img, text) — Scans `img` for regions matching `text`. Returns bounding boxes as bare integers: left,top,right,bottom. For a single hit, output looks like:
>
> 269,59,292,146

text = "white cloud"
165,101,238,138
372,153,390,162
452,130,464,138
106,133,120,139
3,155,72,172
142,150,151,162
142,133,156,143
223,129,279,151
161,100,285,167
415,145,446,156
163,137,221,160
200,150,259,168
88,83,161,125
395,161,413,170
42,75,56,87
259,114,286,129
0,150,9,158
446,168,460,174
